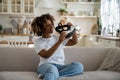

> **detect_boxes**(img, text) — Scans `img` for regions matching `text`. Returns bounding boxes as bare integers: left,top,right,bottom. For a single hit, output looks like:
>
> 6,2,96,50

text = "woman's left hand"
66,22,73,26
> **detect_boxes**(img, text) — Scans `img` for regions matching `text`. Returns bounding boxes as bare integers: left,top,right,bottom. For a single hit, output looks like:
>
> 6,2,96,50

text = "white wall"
34,0,63,25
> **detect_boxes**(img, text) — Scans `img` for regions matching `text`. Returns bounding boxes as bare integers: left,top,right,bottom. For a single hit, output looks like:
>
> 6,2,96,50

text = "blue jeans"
37,62,84,80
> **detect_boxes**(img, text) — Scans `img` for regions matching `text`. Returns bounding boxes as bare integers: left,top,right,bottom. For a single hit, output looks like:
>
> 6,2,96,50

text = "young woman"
31,13,84,80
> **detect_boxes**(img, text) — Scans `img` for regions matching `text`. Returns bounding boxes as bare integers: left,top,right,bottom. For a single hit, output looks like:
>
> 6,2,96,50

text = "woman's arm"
65,31,78,46
65,22,78,46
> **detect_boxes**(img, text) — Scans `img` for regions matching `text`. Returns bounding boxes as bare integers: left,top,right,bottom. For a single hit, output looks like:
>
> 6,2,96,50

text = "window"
101,0,120,36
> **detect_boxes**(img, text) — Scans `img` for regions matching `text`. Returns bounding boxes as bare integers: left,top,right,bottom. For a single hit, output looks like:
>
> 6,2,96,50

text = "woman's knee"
37,63,58,74
38,63,59,79
72,62,84,73
44,64,59,79
46,64,58,73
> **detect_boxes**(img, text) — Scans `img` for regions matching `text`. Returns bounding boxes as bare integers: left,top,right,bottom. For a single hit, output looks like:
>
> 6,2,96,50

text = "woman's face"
42,19,54,34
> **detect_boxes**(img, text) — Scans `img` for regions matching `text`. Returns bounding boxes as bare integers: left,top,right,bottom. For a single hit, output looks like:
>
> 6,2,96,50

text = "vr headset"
55,23,76,38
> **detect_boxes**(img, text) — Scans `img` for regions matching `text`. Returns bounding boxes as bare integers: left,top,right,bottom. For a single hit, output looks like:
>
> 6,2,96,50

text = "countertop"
0,34,30,36
0,40,33,44
97,36,120,41
82,34,120,41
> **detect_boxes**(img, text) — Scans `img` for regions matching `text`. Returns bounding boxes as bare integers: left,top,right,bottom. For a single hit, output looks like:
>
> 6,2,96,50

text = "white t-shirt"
34,34,68,65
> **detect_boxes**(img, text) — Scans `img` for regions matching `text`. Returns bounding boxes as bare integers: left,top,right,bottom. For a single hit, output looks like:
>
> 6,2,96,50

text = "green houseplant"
97,16,102,35
57,8,68,15
0,24,3,33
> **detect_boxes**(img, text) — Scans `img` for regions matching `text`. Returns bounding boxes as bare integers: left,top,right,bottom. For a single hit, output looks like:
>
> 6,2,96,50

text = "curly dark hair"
31,13,55,36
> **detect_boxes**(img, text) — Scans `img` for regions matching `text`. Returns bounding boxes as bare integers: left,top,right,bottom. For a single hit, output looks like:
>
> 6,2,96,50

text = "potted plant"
97,16,102,35
0,24,3,34
57,8,68,15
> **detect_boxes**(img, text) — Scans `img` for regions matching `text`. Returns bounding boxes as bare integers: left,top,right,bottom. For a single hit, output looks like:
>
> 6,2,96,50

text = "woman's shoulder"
33,36,42,43
52,34,58,37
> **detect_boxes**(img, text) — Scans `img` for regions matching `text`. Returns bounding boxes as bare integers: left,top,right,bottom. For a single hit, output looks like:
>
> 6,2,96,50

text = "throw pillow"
97,47,120,72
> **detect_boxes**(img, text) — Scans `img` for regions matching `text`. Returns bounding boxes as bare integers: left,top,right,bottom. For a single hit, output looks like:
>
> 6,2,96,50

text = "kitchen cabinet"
64,34,120,48
11,0,22,13
61,0,100,34
0,34,37,47
23,0,34,14
96,37,120,47
80,35,120,47
84,35,98,47
0,0,35,15
0,34,33,47
0,0,9,13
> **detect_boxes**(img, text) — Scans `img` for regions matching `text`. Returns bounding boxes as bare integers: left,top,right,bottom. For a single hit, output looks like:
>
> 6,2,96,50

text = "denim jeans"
37,62,84,80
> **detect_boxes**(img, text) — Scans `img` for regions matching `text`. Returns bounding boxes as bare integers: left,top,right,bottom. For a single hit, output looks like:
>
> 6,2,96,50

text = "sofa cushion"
98,47,120,72
1,71,119,80
59,71,120,80
83,71,120,80
0,71,39,80
0,47,39,72
64,47,109,71
59,74,85,80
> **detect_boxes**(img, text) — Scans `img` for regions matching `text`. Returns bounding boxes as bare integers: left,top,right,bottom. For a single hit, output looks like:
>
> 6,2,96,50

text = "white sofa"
0,47,120,80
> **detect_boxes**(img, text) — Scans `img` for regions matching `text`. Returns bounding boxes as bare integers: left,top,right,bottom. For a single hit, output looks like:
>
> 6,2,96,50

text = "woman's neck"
42,34,51,38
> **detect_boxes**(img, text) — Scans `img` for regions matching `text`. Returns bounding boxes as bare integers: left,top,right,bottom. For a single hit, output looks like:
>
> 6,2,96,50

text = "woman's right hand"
58,31,67,43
